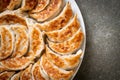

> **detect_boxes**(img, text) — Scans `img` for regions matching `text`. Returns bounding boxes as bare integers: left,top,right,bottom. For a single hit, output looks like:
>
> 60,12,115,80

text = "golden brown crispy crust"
46,14,80,42
30,0,50,13
48,29,84,55
0,27,13,60
20,64,32,80
11,25,28,58
32,61,46,80
41,54,73,80
21,0,37,11
11,72,21,80
46,45,82,69
29,0,63,22
36,2,73,32
0,57,32,70
0,0,10,12
0,14,27,26
7,0,22,10
0,71,15,80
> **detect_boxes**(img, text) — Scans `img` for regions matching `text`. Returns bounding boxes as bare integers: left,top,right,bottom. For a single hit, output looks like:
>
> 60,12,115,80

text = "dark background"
74,0,120,80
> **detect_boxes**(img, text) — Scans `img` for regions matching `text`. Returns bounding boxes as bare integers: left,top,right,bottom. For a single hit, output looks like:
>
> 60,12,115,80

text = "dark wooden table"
74,0,120,80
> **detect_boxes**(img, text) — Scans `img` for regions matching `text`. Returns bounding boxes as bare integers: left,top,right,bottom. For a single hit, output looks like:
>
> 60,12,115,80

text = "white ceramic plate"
64,0,86,79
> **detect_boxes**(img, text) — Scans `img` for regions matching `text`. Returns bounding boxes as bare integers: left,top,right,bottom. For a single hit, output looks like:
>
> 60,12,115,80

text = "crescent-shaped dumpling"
41,54,73,80
7,0,22,10
32,60,49,80
0,71,15,80
0,12,27,26
46,14,80,42
11,72,21,80
11,24,28,58
0,26,14,60
45,45,82,69
28,26,44,58
36,2,73,32
29,0,63,22
48,28,84,55
20,64,32,80
0,57,32,70
30,0,50,13
21,0,37,11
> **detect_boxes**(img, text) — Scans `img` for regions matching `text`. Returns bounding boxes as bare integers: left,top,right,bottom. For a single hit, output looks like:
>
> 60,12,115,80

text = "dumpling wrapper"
36,2,73,32
0,64,9,73
11,72,21,80
41,54,73,80
11,24,28,58
0,57,32,70
0,26,14,60
27,26,44,58
30,0,63,22
48,28,84,55
32,60,49,80
30,0,50,13
7,0,22,10
20,64,32,80
0,11,27,26
21,0,37,11
46,14,80,42
0,71,15,80
46,45,82,69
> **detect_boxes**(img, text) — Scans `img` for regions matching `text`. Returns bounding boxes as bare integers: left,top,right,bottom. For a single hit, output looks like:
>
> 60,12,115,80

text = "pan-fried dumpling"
0,57,32,70
46,45,82,69
32,60,49,80
0,71,15,80
0,12,27,26
7,0,22,10
21,0,37,11
11,72,21,80
28,26,44,58
30,0,50,13
48,28,84,55
0,26,14,60
41,54,73,80
11,24,28,58
20,64,32,80
46,14,80,42
36,2,73,32
29,0,63,22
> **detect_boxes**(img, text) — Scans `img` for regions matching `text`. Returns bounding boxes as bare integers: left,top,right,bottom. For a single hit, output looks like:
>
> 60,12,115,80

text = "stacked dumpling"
0,0,84,80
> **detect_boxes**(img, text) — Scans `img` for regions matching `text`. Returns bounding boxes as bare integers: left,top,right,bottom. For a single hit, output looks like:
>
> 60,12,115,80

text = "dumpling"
0,64,8,73
46,45,82,69
29,0,63,22
20,64,32,80
46,14,80,42
0,12,27,26
0,57,32,70
30,0,50,13
32,60,49,80
0,71,15,80
11,72,21,80
28,26,44,58
7,0,22,10
11,24,29,58
0,26,14,60
21,0,37,11
36,2,73,32
48,28,84,55
41,54,73,80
